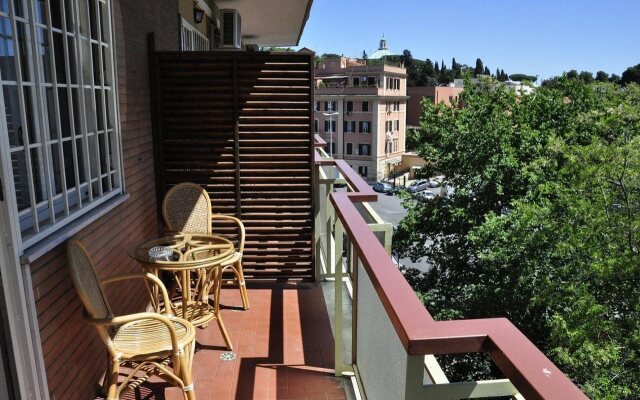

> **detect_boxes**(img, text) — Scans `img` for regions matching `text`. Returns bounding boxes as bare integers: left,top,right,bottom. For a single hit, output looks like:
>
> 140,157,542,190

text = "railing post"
334,218,344,376
314,164,322,281
325,179,334,275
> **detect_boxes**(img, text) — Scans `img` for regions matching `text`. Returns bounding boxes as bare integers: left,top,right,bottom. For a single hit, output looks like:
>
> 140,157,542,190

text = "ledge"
20,193,131,264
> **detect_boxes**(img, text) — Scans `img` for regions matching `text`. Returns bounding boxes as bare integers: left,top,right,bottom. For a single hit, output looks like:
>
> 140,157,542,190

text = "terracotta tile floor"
113,284,348,400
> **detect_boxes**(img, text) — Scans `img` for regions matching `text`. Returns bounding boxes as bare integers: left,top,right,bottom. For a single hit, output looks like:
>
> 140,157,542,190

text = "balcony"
101,135,587,399
65,47,584,400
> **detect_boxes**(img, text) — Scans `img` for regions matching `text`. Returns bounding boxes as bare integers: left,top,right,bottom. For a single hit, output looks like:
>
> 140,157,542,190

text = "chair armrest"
211,214,245,253
86,312,183,354
101,273,173,315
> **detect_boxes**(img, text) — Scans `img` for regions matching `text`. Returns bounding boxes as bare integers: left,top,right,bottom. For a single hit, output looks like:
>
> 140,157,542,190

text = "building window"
324,120,336,132
314,119,319,133
1,0,122,249
343,121,355,133
385,121,392,132
359,143,370,156
394,120,400,130
360,76,367,86
361,101,369,112
315,101,320,111
181,17,210,51
358,165,368,176
367,76,376,87
359,121,370,133
325,142,335,155
346,142,353,155
346,101,353,112
353,77,360,86
324,100,336,112
394,139,399,152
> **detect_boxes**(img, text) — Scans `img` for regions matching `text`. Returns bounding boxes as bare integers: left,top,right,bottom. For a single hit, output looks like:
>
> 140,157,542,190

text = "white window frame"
180,17,209,51
0,0,124,252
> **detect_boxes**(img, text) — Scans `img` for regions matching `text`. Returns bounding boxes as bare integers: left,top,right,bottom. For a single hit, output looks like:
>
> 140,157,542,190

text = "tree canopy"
396,76,640,399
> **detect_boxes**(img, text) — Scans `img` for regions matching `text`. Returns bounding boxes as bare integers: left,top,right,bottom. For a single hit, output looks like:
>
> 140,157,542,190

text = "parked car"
418,191,437,201
407,179,429,193
387,185,404,195
373,182,392,193
427,180,440,188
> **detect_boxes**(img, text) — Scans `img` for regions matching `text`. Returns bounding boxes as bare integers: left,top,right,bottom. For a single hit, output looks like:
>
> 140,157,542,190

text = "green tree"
395,77,640,399
474,58,484,76
595,70,609,82
362,50,368,59
509,73,537,82
579,71,594,83
424,59,435,77
435,61,440,73
483,66,490,76
621,63,640,85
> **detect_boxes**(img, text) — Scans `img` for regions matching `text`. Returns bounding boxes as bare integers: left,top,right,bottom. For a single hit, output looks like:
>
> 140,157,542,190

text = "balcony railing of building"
313,135,588,400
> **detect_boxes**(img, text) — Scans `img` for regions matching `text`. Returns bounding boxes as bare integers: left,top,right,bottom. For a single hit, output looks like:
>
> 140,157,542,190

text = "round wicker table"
129,233,236,350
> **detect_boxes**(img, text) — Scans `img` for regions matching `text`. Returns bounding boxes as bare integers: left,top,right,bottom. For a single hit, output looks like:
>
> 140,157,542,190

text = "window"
360,76,367,86
385,101,390,112
385,121,392,132
346,142,353,155
315,101,320,111
324,120,336,132
343,121,355,133
325,142,335,155
346,101,353,112
359,121,370,133
353,77,360,86
361,101,369,112
367,76,376,87
314,119,319,133
358,165,368,176
359,143,370,156
324,100,336,112
394,120,400,130
1,0,122,248
394,139,399,152
392,101,400,111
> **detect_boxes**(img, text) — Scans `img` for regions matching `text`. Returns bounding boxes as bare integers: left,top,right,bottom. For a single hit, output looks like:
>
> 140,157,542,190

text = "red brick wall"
29,1,179,398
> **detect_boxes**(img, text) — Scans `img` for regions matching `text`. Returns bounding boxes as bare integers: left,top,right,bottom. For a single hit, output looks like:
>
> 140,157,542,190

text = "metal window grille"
180,17,209,51
0,0,122,249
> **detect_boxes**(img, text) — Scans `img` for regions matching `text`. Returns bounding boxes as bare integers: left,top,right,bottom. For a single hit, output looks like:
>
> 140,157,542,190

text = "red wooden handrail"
315,137,587,400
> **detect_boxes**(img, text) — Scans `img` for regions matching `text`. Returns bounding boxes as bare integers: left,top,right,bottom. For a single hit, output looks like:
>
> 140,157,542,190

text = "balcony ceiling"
216,0,313,46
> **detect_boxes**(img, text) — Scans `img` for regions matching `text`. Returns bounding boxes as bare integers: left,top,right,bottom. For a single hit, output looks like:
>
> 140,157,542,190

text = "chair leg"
106,359,119,400
236,260,250,310
174,354,196,400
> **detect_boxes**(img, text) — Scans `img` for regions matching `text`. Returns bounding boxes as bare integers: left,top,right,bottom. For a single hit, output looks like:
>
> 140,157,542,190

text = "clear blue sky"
298,0,640,81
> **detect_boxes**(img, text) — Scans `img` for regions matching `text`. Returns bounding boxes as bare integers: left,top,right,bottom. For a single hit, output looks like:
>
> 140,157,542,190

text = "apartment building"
314,52,408,181
406,86,463,127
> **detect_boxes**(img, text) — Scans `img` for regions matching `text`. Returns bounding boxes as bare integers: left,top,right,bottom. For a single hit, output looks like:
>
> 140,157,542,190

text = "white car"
418,191,437,201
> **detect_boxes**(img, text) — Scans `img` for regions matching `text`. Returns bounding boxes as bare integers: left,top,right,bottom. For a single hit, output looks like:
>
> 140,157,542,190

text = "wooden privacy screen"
149,47,314,281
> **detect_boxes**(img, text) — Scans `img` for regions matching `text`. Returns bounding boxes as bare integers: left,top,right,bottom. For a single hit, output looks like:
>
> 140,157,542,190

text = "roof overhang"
214,0,313,46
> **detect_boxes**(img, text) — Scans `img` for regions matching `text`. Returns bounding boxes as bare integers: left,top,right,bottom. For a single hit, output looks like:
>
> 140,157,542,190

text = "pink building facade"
406,86,463,127
314,57,408,181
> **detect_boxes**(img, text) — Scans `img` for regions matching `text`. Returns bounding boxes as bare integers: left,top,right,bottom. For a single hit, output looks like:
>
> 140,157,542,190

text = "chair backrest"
67,240,112,320
162,183,212,234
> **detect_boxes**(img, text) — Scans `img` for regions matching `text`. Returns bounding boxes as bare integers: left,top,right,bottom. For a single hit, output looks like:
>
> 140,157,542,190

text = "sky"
297,0,640,81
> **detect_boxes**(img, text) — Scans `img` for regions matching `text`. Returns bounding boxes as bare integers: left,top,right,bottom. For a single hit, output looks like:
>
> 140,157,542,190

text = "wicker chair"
162,182,249,310
67,240,196,400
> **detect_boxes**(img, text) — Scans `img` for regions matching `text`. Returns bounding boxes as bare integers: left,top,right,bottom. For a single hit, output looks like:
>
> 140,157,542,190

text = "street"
367,188,435,274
